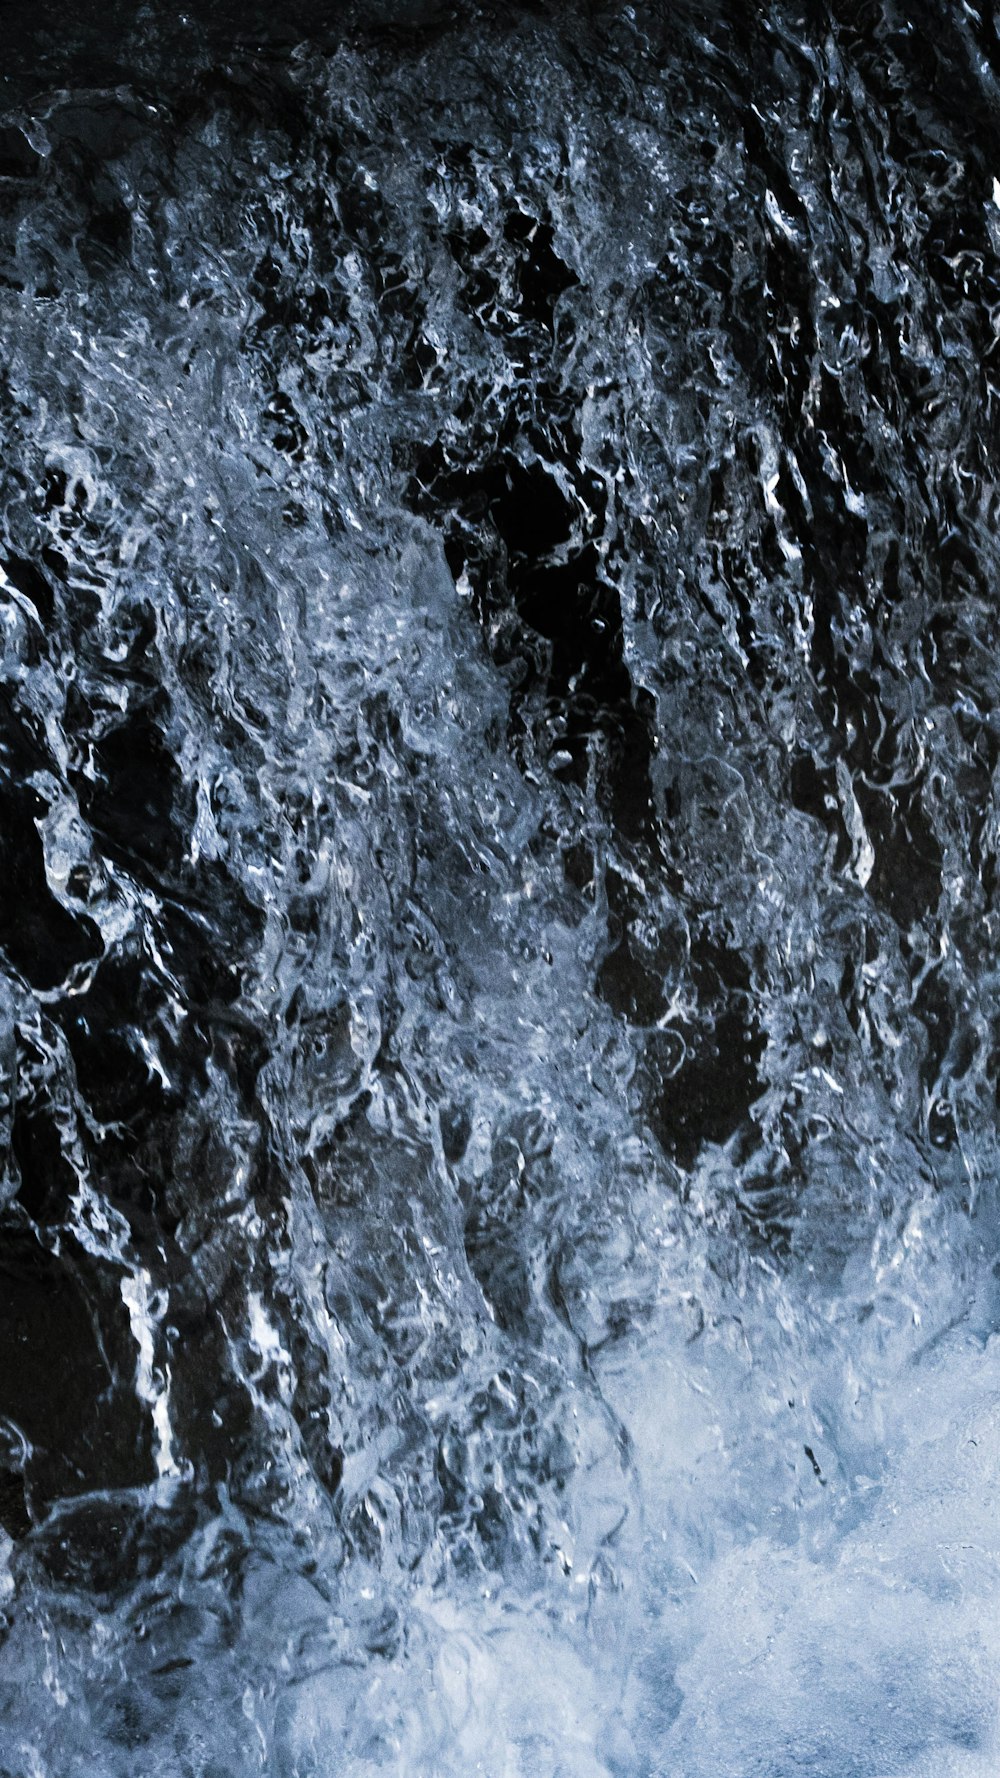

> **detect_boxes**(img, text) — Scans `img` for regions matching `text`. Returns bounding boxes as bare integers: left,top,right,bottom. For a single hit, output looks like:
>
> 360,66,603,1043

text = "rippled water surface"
3,2,1000,1771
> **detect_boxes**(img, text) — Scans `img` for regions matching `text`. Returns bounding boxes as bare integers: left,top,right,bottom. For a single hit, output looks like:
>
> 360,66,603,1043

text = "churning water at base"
3,3,1000,1771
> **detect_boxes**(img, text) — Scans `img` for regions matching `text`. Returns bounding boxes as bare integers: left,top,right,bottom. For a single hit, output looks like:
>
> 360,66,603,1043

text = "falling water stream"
3,3,1000,1772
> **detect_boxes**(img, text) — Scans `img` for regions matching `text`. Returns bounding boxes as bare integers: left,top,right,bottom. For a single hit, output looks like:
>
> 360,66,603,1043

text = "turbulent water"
3,1,1000,1770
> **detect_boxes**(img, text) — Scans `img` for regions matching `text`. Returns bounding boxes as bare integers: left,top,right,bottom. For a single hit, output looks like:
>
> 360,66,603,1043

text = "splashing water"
3,3,1000,1772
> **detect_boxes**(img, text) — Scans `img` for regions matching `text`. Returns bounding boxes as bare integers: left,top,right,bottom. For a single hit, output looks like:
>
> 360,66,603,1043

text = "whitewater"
2,4,1000,1773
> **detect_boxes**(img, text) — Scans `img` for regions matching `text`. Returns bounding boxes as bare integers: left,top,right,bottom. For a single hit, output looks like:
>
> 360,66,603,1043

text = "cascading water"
3,3,1000,1772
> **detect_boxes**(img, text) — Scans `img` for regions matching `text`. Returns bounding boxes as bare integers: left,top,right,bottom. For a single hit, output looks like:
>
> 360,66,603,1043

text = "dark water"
3,2,1000,1771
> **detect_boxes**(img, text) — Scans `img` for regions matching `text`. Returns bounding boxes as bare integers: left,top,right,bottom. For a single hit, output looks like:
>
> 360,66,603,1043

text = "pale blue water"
2,6,1000,1773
